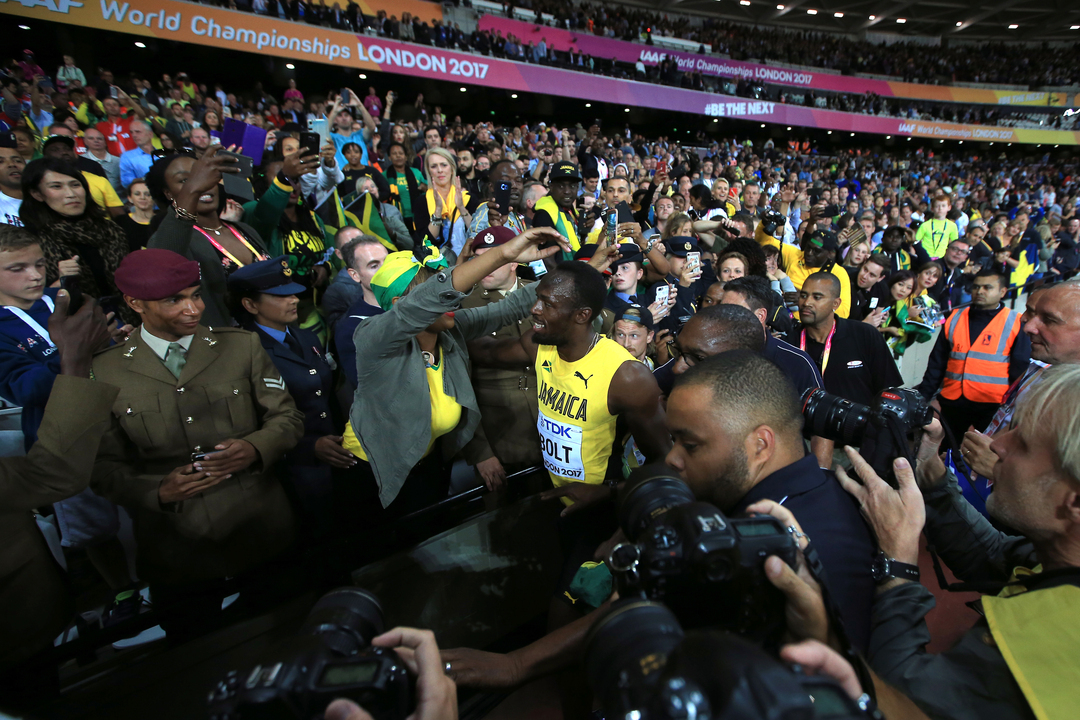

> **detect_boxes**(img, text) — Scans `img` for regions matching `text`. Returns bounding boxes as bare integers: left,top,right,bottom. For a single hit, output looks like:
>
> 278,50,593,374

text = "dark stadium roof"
654,0,1080,42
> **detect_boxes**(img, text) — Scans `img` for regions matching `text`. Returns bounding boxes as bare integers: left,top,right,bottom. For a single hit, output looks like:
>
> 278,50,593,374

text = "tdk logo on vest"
0,0,85,13
539,416,574,437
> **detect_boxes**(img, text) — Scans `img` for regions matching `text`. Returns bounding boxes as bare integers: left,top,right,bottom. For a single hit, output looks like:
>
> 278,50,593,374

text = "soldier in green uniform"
461,226,542,490
0,291,117,706
89,249,304,639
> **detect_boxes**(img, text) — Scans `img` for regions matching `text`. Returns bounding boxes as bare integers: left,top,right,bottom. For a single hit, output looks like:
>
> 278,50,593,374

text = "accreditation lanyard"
801,322,836,374
6,296,55,347
193,224,267,268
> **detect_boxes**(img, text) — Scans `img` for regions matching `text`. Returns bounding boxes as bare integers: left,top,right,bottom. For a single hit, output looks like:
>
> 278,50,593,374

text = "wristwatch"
871,552,920,584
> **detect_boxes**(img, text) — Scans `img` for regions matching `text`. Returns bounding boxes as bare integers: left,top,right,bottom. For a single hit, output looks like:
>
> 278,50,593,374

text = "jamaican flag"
344,191,395,251
313,187,357,237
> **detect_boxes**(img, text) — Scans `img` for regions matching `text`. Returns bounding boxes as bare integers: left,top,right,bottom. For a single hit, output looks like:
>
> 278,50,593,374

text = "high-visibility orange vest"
941,306,1021,403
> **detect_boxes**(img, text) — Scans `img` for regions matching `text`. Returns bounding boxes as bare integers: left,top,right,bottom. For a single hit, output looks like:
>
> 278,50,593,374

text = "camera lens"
584,599,684,715
616,464,696,542
800,388,870,447
300,587,385,656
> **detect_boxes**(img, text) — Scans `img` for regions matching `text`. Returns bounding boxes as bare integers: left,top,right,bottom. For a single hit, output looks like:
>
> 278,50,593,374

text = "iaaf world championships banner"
2,0,1078,145
478,15,1073,109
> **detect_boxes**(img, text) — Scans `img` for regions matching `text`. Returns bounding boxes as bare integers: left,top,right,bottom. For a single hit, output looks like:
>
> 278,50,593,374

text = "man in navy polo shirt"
720,275,833,468
666,350,876,652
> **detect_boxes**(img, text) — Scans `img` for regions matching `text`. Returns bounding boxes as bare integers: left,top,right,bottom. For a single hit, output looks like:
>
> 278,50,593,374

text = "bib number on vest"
538,410,585,480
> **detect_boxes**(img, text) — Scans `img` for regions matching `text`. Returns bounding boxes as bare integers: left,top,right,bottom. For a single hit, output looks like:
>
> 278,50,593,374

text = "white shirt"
140,325,194,361
0,191,22,227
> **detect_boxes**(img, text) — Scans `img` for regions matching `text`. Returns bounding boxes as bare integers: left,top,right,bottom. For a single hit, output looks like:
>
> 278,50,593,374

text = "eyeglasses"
667,338,708,368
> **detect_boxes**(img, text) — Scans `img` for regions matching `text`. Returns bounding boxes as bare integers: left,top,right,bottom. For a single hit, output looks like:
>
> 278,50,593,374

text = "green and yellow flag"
344,192,395,251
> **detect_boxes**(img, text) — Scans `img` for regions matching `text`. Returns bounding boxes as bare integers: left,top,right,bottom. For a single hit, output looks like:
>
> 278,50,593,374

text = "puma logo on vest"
574,371,594,388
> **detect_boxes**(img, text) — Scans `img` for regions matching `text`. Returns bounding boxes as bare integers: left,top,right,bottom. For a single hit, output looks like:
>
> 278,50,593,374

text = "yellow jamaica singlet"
535,337,635,494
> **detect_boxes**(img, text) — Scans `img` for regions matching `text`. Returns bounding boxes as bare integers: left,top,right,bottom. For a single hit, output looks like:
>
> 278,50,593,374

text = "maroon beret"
114,249,201,301
470,225,517,251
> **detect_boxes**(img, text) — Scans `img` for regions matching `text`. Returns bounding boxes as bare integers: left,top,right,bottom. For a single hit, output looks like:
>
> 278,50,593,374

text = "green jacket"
349,272,537,507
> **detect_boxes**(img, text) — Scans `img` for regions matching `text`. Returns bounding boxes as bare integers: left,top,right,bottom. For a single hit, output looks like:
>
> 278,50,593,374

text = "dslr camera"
207,588,411,720
608,464,798,641
585,598,881,720
801,387,933,487
760,207,786,237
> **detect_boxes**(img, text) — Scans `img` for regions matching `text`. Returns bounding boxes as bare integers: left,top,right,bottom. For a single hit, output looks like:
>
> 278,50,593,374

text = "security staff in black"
227,257,346,540
784,271,901,408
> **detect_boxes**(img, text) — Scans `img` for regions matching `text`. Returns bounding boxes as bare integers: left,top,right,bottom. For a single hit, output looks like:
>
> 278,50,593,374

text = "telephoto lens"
299,587,386,656
584,599,686,716
616,463,697,542
800,388,871,447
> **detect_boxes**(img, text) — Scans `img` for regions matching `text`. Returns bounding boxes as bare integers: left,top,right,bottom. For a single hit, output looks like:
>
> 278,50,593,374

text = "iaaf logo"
898,123,916,133
0,0,85,13
639,50,667,63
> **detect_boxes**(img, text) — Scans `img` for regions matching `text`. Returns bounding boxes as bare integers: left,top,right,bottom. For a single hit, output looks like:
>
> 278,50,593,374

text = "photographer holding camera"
439,350,878,703
832,362,1080,720
324,628,456,720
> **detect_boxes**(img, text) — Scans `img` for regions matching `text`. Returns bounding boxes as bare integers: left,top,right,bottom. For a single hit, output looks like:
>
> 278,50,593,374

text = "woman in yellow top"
337,228,571,525
417,147,481,261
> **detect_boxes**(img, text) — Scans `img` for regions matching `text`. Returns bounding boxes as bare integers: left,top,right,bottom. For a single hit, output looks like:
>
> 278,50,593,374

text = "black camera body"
585,599,878,720
801,387,932,487
208,588,411,720
609,465,798,641
760,207,786,237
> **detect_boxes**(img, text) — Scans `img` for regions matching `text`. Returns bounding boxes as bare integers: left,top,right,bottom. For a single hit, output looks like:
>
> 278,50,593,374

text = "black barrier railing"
47,465,546,670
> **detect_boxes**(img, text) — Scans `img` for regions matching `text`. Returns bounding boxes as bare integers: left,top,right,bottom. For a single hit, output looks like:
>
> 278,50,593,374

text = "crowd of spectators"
497,0,1080,87
213,0,1080,88
174,0,1080,130
2,45,1080,720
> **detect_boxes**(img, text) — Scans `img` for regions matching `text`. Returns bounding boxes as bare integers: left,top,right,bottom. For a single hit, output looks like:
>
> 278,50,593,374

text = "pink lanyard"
193,224,267,268
801,323,836,374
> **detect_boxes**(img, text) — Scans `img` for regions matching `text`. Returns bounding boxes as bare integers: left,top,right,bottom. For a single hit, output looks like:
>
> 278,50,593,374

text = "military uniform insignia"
263,377,286,390
123,346,136,358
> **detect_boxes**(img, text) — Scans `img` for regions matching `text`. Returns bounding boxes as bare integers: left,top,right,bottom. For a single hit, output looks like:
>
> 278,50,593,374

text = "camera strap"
928,545,1080,596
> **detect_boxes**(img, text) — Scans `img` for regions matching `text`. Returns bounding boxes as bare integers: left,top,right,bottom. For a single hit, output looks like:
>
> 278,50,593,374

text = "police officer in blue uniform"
227,257,353,539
